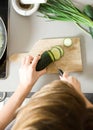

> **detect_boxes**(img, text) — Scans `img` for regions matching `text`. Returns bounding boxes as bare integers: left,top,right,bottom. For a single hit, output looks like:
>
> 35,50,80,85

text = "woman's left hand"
19,55,46,89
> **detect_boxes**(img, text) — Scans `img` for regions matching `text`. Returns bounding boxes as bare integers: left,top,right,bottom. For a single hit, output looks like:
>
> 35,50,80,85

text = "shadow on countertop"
0,92,93,104
84,93,93,103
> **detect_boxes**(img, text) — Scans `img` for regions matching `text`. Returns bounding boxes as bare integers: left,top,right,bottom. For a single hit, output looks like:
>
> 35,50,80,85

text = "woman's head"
12,80,93,130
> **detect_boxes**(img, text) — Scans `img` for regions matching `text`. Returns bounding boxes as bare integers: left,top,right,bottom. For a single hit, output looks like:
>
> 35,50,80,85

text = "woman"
2,55,93,130
11,58,93,129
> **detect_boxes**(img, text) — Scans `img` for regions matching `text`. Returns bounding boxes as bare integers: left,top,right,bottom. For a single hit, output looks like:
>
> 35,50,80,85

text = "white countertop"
0,0,93,92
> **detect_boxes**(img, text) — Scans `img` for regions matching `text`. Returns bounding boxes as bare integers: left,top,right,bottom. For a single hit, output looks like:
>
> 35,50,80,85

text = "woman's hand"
60,72,93,108
59,72,81,92
19,55,46,90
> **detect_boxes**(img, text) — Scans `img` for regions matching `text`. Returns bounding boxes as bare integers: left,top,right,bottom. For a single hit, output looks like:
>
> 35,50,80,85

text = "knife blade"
53,62,64,77
58,68,64,77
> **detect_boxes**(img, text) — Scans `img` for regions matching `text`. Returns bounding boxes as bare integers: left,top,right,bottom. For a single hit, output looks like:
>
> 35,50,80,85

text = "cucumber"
36,51,53,71
63,38,72,47
36,45,64,71
83,5,93,20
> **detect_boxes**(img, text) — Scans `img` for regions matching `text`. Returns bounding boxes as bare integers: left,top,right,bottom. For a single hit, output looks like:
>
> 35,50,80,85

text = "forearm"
0,55,46,130
0,84,32,130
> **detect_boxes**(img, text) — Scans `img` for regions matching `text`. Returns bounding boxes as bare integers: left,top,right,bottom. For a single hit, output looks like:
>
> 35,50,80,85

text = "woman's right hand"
59,72,81,92
60,72,93,108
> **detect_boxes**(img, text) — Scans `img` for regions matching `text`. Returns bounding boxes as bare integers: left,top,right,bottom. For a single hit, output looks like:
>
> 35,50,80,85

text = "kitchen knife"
58,68,64,77
53,62,64,77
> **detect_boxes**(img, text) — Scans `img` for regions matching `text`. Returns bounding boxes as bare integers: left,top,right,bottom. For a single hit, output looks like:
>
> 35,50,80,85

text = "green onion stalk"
38,0,93,35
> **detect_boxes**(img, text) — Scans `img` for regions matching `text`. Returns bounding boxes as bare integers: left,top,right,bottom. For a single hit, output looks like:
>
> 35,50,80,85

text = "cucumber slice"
51,48,60,60
63,38,72,47
53,45,64,57
51,46,64,60
48,50,55,62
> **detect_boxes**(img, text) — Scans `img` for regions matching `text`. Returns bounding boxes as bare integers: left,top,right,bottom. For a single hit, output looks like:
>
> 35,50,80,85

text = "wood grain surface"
10,37,83,73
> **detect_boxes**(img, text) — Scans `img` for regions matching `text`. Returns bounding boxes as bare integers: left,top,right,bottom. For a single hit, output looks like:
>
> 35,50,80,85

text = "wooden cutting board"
10,37,83,73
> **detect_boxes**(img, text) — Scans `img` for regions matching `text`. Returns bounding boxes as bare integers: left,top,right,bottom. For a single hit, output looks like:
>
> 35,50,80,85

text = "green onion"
38,0,93,28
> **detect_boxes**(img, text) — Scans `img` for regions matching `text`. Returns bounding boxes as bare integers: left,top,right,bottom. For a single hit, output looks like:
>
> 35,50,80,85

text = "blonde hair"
12,80,93,130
